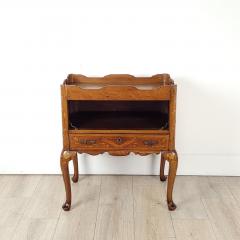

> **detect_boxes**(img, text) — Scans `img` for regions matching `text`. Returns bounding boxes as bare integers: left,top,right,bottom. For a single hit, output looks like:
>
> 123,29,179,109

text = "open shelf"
69,111,168,130
68,100,169,131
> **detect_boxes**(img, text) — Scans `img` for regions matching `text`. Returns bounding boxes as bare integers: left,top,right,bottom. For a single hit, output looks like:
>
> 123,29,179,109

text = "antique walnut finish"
60,74,178,211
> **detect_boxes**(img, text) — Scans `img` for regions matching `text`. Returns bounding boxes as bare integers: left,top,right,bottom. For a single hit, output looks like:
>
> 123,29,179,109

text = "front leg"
72,152,79,183
160,152,167,181
60,150,73,211
165,150,178,211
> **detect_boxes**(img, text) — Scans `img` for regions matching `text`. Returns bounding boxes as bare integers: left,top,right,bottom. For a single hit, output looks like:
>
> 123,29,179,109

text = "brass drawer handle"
143,140,158,146
79,139,96,145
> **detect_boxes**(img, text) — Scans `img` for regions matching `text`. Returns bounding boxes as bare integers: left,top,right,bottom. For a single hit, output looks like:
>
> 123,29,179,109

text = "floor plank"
0,175,239,240
4,175,64,240
0,197,30,240
94,176,134,240
173,219,216,240
202,196,240,240
23,175,64,219
224,177,240,202
133,176,175,240
11,218,58,240
53,175,101,240
0,176,42,239
0,175,41,198
169,176,208,219
224,177,240,188
205,177,232,199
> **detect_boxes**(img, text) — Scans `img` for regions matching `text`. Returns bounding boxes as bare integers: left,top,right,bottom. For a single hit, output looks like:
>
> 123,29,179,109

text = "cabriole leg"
72,152,79,183
165,150,178,211
60,150,72,211
160,151,167,181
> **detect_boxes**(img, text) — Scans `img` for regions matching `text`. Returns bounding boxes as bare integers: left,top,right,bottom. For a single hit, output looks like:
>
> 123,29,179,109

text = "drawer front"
69,134,169,151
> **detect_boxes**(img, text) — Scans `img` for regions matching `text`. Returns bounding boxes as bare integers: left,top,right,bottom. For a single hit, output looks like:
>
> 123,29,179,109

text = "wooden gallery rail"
60,74,178,211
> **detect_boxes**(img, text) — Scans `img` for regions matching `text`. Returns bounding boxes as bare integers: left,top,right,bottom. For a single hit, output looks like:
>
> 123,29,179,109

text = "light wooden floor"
0,175,240,240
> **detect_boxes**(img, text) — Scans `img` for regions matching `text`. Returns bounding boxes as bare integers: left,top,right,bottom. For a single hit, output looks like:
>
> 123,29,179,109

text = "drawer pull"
80,139,96,145
115,137,123,144
143,140,158,146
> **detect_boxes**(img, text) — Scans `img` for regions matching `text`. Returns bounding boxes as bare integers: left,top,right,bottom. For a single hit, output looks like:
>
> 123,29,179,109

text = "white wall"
0,0,240,175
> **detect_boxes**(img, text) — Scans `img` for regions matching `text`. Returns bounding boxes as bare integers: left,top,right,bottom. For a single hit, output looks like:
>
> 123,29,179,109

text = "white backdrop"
0,0,240,175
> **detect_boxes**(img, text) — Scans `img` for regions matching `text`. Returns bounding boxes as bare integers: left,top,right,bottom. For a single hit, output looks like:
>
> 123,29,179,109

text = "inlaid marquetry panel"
69,134,169,152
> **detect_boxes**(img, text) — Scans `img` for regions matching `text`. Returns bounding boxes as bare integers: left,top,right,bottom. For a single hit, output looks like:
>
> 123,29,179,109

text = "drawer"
69,134,169,151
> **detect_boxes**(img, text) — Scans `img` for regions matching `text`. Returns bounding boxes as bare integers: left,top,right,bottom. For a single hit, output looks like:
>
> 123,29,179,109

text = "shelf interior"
68,100,169,130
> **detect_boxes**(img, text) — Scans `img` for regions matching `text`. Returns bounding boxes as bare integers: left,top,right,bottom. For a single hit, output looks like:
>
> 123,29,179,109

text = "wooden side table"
60,74,178,211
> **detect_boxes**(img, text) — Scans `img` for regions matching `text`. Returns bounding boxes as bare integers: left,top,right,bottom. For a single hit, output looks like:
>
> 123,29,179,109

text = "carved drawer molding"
69,134,169,151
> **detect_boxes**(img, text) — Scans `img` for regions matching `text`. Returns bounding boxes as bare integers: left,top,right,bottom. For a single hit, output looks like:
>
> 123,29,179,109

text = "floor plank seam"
132,176,136,240
9,176,42,240
169,180,177,239
9,200,31,240
170,210,177,239
223,177,240,211
92,176,102,240
50,205,62,240
200,197,218,240
163,174,177,238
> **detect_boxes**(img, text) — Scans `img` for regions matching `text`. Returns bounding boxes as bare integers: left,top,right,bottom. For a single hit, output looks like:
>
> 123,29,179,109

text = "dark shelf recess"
69,111,169,130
